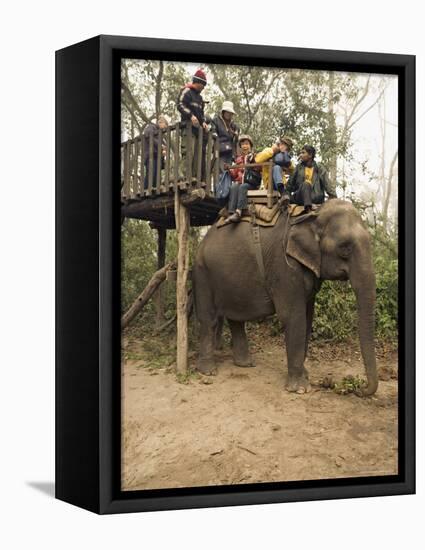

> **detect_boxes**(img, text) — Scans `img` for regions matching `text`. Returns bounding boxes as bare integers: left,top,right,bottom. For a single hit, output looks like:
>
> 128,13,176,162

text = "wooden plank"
205,131,213,195
156,127,162,193
186,120,192,185
165,126,171,189
173,125,180,192
140,136,145,195
196,125,203,188
148,131,154,195
213,137,220,195
133,139,139,197
134,138,142,196
267,161,273,208
123,142,130,199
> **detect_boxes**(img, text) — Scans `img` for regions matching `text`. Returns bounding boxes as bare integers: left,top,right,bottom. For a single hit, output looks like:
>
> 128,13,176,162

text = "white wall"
0,1,422,549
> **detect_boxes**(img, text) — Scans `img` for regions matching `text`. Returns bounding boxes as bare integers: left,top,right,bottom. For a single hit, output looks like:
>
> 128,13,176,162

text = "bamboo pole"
174,189,190,374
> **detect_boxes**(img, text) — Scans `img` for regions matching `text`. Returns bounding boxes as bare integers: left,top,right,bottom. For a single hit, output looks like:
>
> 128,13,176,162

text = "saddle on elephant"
217,201,321,228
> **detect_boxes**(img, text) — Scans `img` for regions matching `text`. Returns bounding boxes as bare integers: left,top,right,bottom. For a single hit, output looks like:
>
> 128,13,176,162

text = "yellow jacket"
255,147,295,189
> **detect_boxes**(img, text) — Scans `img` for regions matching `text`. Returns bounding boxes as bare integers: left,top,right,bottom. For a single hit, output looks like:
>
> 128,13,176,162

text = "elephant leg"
284,308,311,394
194,270,217,375
228,320,255,367
214,315,224,350
197,320,217,375
303,298,315,377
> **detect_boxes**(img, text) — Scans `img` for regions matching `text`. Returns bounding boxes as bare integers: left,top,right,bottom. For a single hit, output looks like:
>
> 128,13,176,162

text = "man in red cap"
177,69,209,181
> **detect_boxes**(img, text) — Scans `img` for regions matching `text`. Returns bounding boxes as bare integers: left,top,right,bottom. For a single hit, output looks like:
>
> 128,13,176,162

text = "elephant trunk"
350,263,378,396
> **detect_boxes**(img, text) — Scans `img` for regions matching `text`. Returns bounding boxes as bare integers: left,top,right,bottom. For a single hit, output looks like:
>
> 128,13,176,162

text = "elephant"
192,199,378,396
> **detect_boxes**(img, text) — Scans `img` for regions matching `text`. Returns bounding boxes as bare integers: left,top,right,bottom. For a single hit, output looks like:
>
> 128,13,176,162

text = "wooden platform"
121,186,221,228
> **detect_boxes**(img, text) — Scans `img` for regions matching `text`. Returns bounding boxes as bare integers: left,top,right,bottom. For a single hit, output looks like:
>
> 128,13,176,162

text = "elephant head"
286,200,378,396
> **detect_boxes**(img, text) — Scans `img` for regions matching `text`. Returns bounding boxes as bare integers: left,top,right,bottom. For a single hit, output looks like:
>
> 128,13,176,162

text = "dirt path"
122,336,398,491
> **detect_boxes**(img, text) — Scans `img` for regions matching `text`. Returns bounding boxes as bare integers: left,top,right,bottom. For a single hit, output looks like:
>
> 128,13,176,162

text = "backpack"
215,170,232,201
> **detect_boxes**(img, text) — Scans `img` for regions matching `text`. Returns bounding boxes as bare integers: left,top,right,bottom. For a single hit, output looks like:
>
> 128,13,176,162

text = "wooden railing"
121,121,220,201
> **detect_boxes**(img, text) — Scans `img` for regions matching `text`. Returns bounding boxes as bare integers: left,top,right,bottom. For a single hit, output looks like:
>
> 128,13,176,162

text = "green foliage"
333,375,366,395
313,281,357,341
121,219,157,313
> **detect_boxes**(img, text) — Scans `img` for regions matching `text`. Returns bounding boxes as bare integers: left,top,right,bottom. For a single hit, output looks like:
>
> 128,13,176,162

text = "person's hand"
272,144,280,154
202,122,209,131
191,115,199,127
223,162,230,170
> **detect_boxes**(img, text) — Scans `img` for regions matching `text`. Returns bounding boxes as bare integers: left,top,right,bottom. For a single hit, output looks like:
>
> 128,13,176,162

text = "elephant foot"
233,352,256,368
234,358,256,368
286,375,311,394
196,357,217,376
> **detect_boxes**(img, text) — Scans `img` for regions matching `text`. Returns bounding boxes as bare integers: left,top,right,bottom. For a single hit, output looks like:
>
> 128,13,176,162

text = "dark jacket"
287,161,336,203
143,123,164,165
211,114,239,156
177,84,206,127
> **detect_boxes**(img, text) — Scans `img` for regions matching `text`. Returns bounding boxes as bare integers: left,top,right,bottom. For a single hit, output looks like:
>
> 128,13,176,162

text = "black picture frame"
56,35,415,514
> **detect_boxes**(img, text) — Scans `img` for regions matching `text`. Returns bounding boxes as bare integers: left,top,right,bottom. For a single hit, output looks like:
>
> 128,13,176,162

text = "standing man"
177,69,209,181
143,115,168,189
211,100,239,173
287,145,337,212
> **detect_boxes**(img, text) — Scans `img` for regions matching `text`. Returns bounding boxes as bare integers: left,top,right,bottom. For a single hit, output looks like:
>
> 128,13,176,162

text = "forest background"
121,59,398,344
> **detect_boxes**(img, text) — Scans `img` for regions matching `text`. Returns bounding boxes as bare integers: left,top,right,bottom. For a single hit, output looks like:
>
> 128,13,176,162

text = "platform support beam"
174,189,190,374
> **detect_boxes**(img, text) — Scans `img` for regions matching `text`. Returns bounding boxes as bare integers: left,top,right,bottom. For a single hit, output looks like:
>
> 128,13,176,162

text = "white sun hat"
221,100,236,114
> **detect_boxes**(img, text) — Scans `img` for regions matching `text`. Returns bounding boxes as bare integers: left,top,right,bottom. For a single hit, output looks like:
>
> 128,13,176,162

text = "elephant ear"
286,217,321,278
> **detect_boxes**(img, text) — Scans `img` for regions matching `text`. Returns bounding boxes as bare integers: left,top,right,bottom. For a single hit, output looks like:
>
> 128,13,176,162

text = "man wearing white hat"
211,100,240,173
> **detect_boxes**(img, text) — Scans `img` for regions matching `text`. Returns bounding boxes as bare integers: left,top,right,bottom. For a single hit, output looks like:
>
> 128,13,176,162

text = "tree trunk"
121,262,175,329
175,190,190,374
154,227,167,329
327,71,338,186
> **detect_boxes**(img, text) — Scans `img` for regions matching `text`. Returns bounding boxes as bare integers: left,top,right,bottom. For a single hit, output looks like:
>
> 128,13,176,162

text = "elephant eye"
338,241,353,258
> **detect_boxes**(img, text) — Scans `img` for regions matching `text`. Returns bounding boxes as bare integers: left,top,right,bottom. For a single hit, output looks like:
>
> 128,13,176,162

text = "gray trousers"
228,182,258,212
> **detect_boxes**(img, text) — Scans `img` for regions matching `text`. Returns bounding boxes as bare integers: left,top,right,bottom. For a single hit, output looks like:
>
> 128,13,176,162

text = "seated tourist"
223,135,261,224
287,145,337,211
254,137,293,199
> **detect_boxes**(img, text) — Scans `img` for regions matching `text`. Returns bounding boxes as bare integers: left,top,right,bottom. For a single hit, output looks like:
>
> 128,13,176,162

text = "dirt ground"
121,328,398,491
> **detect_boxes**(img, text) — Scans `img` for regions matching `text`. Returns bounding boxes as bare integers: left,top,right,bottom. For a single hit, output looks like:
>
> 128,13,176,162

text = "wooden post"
173,124,180,191
148,132,154,195
123,142,131,199
186,120,192,188
156,127,162,192
205,131,213,195
174,189,190,374
196,125,203,187
154,227,167,330
267,161,273,208
140,136,145,195
165,126,171,190
213,137,220,195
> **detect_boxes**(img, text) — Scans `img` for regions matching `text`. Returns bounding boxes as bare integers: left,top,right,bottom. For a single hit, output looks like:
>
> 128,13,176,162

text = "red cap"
193,69,207,85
